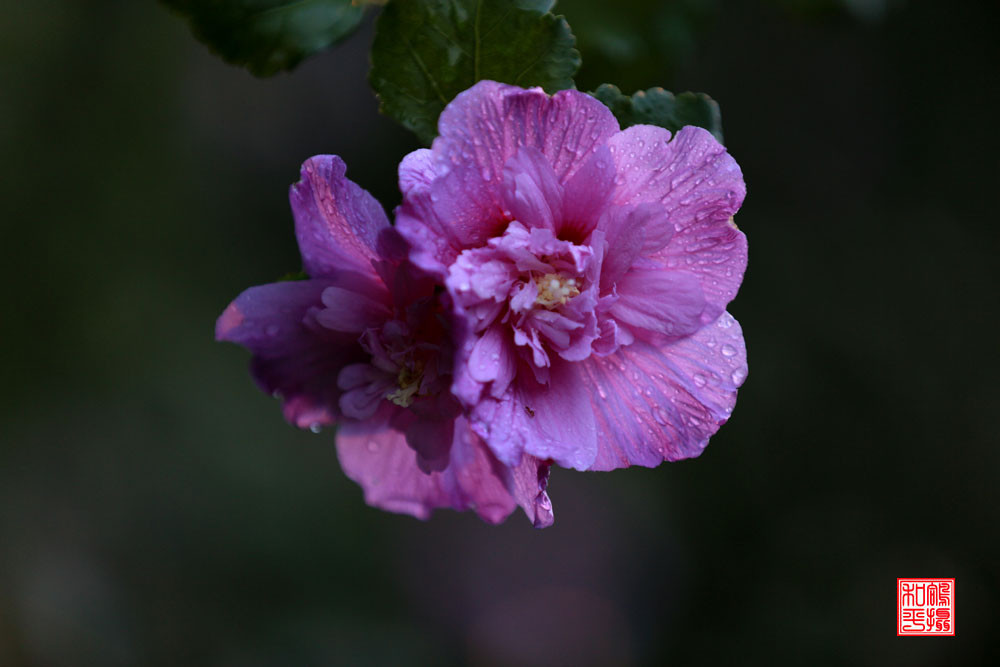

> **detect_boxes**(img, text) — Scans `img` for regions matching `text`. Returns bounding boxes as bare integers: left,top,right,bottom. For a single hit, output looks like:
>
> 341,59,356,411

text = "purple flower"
217,156,553,526
396,81,748,474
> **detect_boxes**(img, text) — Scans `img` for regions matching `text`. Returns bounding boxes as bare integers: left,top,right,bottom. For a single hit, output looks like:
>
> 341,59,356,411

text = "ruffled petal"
435,81,620,186
399,84,620,278
502,147,564,231
395,162,507,277
578,311,747,471
315,286,391,333
216,280,359,429
610,269,707,338
561,145,616,242
290,155,393,282
336,418,519,524
398,148,438,197
607,126,747,311
469,359,598,471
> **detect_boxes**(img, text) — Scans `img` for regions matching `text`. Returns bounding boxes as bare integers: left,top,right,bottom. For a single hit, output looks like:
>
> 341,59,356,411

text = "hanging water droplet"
309,423,322,434
731,368,747,384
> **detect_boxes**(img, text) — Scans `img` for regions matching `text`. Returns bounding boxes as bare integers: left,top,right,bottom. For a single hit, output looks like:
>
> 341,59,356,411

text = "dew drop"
731,368,747,384
692,373,707,388
309,423,322,434
721,344,737,357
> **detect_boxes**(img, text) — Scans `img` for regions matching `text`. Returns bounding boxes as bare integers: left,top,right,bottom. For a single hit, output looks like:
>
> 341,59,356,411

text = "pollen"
534,273,580,309
386,363,423,407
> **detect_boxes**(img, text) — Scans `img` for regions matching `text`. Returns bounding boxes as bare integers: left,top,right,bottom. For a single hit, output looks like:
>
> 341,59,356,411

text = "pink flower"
217,156,553,526
396,81,748,473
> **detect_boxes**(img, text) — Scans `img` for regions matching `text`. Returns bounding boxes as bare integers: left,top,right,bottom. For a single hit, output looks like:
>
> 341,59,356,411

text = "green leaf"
370,0,581,144
277,270,309,282
161,0,367,77
590,83,724,143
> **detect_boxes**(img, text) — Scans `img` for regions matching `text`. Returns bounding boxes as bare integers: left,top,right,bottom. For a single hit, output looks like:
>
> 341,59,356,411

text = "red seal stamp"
897,578,955,636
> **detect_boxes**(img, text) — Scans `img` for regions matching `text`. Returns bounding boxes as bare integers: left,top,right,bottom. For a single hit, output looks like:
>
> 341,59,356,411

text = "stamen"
534,273,580,309
386,363,423,407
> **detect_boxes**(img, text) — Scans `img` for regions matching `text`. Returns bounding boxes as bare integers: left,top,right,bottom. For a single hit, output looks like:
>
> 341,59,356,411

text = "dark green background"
2,1,997,665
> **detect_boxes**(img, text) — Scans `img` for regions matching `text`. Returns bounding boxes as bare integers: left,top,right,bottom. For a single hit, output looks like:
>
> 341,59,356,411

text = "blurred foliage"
160,0,367,76
590,84,723,142
557,0,718,92
369,0,580,144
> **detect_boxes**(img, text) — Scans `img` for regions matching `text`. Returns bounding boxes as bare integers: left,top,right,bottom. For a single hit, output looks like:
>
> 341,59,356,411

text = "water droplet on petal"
721,344,737,357
693,373,707,388
731,368,747,385
309,423,322,434
366,440,379,452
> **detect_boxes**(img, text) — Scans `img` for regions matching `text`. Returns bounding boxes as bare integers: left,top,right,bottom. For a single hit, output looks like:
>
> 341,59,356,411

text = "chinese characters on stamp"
897,578,955,636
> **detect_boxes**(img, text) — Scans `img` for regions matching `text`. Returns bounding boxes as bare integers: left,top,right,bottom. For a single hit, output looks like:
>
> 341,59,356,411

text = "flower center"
386,361,424,407
534,273,579,309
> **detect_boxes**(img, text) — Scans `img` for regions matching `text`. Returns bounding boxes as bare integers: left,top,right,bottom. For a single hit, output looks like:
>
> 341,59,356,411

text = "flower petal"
610,269,707,338
406,418,455,474
315,286,391,333
398,148,438,197
435,81,620,187
502,146,564,231
216,280,358,429
607,125,747,311
468,323,516,397
469,359,598,471
290,155,392,282
561,145,616,242
502,455,554,529
336,418,519,524
578,311,747,471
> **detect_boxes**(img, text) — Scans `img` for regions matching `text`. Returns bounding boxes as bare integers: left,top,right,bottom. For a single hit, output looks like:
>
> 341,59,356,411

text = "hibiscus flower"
396,81,748,474
216,155,553,526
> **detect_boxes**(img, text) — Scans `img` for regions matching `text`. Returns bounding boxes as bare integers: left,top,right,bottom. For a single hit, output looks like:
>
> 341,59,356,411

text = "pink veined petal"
398,148,438,197
561,145,616,242
502,146,564,231
215,279,358,429
395,162,507,278
607,125,747,311
468,323,516,397
399,84,620,278
315,286,392,333
290,155,392,283
434,81,621,188
610,268,707,338
336,418,519,525
598,203,672,290
578,311,748,471
470,358,598,471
